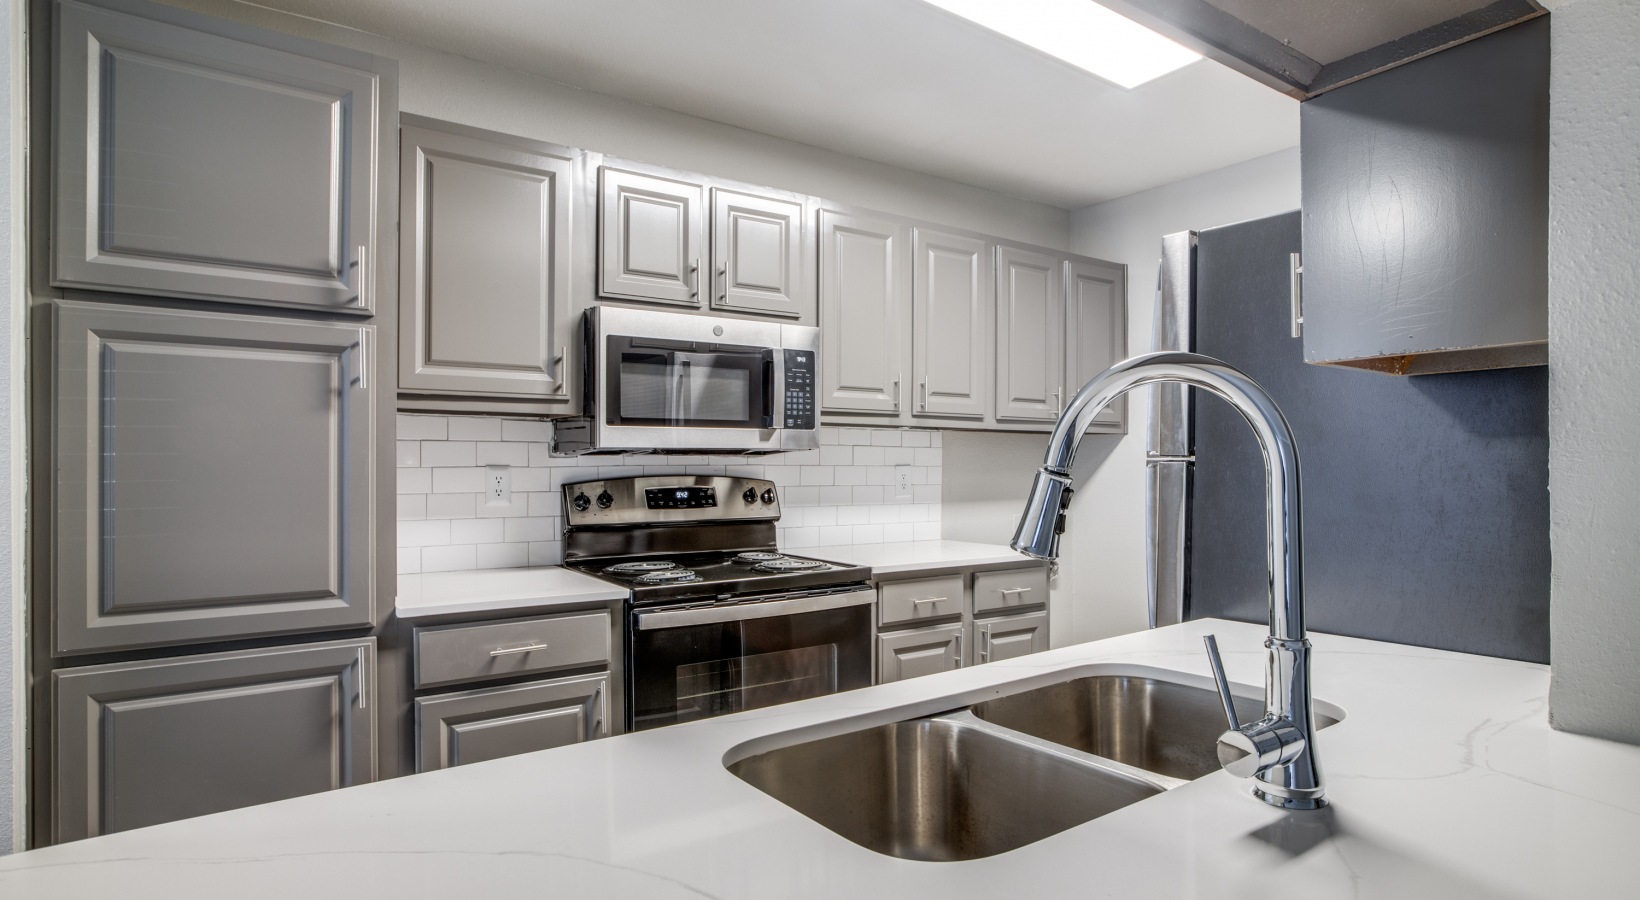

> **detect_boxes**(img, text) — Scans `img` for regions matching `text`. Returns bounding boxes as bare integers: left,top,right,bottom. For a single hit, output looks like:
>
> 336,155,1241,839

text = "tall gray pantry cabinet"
29,0,398,845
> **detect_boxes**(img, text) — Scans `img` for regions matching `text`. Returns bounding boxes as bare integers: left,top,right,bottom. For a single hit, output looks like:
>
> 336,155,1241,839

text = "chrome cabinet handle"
591,682,608,738
355,244,369,309
554,346,568,394
717,264,727,302
919,377,929,411
490,642,549,657
689,259,699,298
1289,252,1304,338
980,631,991,664
893,373,902,410
1053,387,1062,414
353,328,368,391
954,630,964,668
355,647,368,710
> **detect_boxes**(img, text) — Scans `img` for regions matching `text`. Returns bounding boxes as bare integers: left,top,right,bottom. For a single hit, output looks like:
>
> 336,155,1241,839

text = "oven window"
606,337,774,429
675,645,838,723
619,357,751,423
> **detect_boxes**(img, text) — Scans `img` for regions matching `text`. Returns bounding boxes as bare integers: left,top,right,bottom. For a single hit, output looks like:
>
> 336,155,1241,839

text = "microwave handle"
762,357,776,429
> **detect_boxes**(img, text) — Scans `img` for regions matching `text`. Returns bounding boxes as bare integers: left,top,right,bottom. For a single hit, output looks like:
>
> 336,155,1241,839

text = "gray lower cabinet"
995,244,1066,422
877,623,964,683
51,0,395,313
415,673,608,772
710,187,810,320
817,209,911,415
398,117,578,406
48,301,376,656
912,228,992,420
598,164,707,307
412,611,612,691
973,610,1050,665
51,638,375,844
1065,258,1128,432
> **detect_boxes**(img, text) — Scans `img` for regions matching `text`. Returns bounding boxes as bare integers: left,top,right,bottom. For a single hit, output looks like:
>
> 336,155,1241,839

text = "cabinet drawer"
415,673,608,772
973,567,1048,615
414,611,610,690
878,575,964,627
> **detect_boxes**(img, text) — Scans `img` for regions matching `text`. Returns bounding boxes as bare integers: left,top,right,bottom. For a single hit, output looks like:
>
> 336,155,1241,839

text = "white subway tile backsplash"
448,417,502,441
421,441,476,468
397,414,447,441
396,416,943,573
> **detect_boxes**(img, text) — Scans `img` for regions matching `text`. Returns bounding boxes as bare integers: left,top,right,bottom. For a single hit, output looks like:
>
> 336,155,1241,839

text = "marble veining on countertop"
3,619,1637,898
803,539,1041,575
395,566,627,619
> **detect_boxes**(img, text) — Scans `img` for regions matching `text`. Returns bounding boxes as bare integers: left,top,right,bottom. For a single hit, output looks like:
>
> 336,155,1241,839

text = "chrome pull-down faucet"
1011,351,1325,810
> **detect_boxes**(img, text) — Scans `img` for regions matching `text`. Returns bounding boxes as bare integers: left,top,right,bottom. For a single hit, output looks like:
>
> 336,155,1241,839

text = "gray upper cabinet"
995,245,1065,422
818,209,910,415
415,673,608,772
598,164,706,307
48,301,375,656
51,638,375,843
1065,258,1128,432
912,228,991,420
398,118,577,402
1300,18,1548,375
710,188,810,319
51,0,395,314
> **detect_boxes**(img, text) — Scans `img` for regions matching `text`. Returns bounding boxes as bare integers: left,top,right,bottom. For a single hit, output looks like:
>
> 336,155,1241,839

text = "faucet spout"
1012,351,1325,809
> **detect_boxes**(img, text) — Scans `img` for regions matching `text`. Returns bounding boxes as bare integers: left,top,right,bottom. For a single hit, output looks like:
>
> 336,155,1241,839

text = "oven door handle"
635,588,875,630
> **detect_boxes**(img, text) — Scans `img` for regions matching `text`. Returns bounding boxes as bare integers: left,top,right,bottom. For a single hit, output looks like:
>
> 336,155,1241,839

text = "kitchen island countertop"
3,618,1636,898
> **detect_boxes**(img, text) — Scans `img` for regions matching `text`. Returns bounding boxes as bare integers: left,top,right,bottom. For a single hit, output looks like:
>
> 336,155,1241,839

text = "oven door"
606,335,775,430
627,586,874,732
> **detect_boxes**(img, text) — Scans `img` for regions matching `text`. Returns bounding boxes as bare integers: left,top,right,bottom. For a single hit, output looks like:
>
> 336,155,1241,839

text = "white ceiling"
255,0,1299,210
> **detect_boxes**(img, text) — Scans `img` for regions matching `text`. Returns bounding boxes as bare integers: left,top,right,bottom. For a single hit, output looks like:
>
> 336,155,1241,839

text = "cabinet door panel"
912,229,990,419
400,122,574,398
976,611,1050,665
996,245,1065,421
598,166,705,306
711,188,810,319
51,301,374,655
415,673,608,772
877,624,963,683
53,0,390,312
818,210,909,415
1066,259,1128,431
52,638,374,843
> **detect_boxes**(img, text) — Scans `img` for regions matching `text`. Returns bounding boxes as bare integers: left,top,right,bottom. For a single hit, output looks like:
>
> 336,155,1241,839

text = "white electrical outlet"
894,464,913,500
485,465,512,507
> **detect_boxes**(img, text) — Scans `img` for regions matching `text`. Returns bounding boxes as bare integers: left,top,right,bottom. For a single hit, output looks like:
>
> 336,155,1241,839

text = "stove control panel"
564,475,779,527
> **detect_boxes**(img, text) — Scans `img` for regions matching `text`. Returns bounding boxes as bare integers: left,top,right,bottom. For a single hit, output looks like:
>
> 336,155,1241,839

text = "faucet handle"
1201,634,1241,732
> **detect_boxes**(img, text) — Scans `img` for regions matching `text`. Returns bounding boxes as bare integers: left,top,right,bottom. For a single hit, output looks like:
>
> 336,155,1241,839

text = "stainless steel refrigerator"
1146,211,1550,663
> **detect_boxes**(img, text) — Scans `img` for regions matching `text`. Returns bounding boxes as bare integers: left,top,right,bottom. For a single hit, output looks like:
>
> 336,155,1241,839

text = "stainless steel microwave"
552,307,820,454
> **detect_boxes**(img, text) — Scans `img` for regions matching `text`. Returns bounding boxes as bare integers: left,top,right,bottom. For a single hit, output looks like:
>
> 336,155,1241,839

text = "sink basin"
968,674,1339,782
728,717,1164,861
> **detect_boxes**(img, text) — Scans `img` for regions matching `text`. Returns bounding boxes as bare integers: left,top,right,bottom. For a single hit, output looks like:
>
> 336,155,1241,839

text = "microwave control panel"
783,350,816,429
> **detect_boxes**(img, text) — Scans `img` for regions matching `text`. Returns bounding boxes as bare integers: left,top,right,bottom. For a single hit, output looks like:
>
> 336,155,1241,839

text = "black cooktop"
565,550,871,605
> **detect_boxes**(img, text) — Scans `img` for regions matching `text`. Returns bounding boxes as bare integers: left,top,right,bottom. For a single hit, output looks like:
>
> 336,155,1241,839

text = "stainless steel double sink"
727,673,1341,861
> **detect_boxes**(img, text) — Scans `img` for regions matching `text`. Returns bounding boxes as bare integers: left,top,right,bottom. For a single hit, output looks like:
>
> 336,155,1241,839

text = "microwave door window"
610,342,771,429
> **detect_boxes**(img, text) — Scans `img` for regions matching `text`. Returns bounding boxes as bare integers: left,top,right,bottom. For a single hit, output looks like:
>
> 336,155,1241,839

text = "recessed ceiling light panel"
920,0,1202,89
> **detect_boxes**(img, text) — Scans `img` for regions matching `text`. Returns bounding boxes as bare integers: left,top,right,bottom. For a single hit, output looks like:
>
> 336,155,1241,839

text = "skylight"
920,0,1202,89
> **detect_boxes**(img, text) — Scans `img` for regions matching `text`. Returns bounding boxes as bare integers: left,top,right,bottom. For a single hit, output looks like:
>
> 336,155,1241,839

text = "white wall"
1060,148,1301,644
157,0,1073,251
1543,0,1640,744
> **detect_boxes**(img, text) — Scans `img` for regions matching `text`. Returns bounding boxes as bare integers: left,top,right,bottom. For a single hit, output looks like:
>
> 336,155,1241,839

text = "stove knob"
572,493,591,512
596,490,615,509
761,488,777,505
743,487,758,504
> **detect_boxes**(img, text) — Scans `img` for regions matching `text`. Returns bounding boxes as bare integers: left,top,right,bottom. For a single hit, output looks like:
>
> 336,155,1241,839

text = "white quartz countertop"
395,566,627,619
804,539,1040,575
4,619,1637,898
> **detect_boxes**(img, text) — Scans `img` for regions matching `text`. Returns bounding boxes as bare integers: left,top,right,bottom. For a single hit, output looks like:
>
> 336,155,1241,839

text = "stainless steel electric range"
561,475,874,732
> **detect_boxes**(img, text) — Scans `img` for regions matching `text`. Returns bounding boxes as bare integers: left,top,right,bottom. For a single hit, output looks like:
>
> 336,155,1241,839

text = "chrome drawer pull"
490,642,549,657
911,597,948,604
999,587,1032,597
